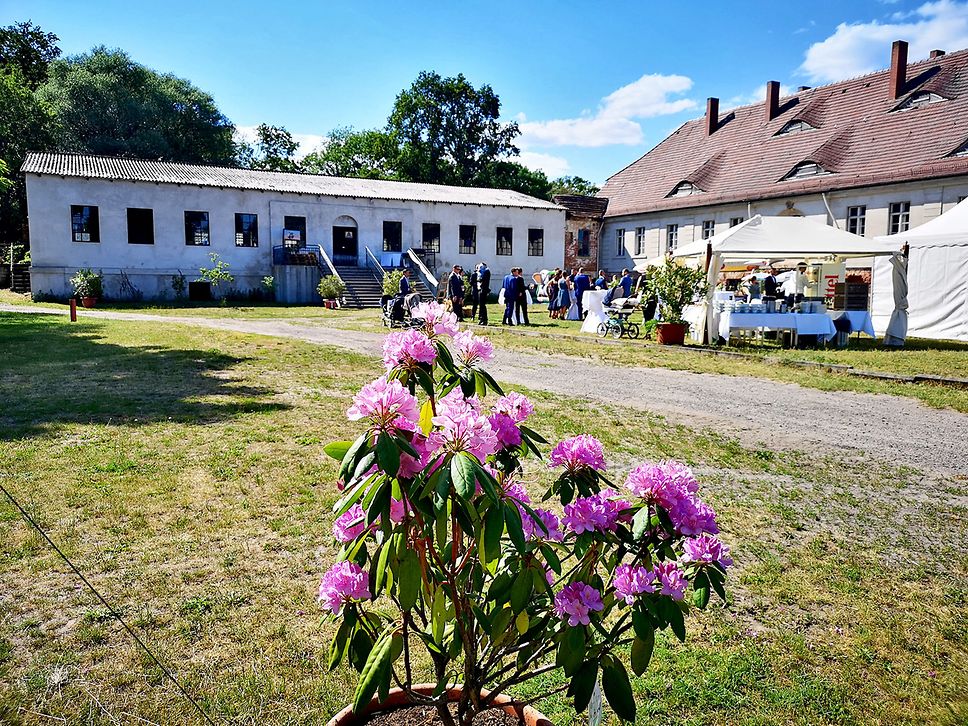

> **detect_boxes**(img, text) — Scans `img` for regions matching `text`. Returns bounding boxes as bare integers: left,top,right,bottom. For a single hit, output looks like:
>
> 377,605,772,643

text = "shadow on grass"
0,314,289,439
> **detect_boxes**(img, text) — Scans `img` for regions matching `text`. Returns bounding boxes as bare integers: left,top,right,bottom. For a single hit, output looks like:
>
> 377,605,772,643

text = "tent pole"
702,241,713,345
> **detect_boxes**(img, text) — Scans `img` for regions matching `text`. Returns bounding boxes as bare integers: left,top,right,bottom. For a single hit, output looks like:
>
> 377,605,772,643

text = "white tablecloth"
830,310,876,338
716,312,836,341
580,290,608,333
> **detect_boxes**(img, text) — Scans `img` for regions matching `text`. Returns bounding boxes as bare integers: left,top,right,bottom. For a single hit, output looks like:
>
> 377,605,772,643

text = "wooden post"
69,298,77,322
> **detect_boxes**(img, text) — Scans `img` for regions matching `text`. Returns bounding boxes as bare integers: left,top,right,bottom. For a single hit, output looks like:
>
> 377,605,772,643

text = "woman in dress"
546,273,558,318
556,274,571,320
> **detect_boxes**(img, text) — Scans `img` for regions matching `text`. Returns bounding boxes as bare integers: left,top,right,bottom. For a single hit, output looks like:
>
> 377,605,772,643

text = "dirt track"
4,304,967,475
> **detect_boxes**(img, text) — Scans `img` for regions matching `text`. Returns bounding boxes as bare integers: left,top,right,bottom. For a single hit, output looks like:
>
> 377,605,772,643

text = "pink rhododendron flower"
652,561,687,601
382,329,437,371
671,497,719,537
554,582,604,626
430,401,499,462
389,497,410,524
562,489,631,534
488,412,522,448
493,392,534,424
625,461,718,536
414,301,460,337
613,564,656,604
522,508,564,542
398,433,440,479
681,533,732,567
318,561,371,614
549,435,606,472
501,480,531,504
346,377,419,432
333,503,372,542
452,331,494,367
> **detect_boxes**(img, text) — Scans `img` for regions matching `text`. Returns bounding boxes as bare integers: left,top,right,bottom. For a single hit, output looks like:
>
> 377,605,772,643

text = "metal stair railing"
405,248,439,301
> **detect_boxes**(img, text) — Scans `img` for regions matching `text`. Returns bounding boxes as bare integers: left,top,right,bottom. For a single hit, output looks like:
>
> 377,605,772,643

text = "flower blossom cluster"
414,301,460,338
453,331,494,367
346,377,419,432
522,508,564,542
429,390,499,462
493,392,534,424
318,561,371,614
624,461,718,536
681,533,733,568
382,329,437,371
554,582,604,626
652,561,687,600
562,488,631,534
488,412,522,448
333,503,372,542
549,435,607,473
613,564,656,604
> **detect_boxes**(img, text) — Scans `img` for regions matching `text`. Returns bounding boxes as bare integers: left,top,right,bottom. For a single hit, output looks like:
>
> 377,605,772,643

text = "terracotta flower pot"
326,684,554,726
656,322,687,345
80,297,97,309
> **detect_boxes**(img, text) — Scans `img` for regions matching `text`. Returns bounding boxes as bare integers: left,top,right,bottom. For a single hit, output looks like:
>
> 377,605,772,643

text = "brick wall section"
553,195,608,274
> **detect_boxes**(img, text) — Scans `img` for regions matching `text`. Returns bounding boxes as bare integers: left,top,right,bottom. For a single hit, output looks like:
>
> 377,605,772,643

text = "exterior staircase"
335,264,436,308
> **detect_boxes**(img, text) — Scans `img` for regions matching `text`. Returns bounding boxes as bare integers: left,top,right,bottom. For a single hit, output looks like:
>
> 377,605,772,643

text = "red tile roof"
599,48,968,219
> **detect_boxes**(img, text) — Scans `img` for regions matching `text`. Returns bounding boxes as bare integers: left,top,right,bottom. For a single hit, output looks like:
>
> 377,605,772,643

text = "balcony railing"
272,244,323,266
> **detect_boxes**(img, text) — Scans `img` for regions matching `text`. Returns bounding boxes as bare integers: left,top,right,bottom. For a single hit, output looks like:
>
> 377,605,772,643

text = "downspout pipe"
822,192,840,229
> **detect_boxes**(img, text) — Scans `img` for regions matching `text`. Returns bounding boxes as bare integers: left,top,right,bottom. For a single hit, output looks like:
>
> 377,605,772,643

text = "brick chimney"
889,40,908,99
706,97,719,136
765,81,780,122
929,49,946,59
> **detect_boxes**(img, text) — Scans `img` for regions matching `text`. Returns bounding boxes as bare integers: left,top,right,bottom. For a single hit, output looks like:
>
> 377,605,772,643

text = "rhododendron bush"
319,302,729,725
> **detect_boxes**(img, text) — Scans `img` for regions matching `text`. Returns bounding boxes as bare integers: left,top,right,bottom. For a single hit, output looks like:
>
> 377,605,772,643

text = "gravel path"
5,304,968,475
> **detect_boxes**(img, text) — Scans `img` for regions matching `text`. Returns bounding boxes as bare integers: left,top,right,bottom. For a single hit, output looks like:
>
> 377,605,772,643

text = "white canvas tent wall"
669,215,900,342
872,198,968,342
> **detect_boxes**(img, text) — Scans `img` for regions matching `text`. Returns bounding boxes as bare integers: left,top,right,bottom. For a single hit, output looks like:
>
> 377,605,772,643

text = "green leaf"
632,610,655,640
431,587,447,645
328,619,352,670
397,550,421,609
419,400,434,436
518,425,547,444
490,607,513,640
483,505,504,565
352,630,393,713
569,660,598,713
451,453,477,500
601,658,636,722
509,569,532,613
556,626,585,676
667,599,686,642
631,507,651,540
339,433,369,480
374,542,392,595
478,369,504,396
349,628,373,672
515,610,530,635
324,440,353,461
487,572,514,604
413,366,436,399
630,629,655,676
376,434,400,478
504,502,525,551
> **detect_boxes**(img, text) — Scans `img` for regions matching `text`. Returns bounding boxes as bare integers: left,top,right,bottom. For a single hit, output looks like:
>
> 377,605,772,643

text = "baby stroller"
597,295,641,339
382,292,423,328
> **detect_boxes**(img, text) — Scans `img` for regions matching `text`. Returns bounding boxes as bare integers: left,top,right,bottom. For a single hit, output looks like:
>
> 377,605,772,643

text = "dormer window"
668,181,701,198
775,119,815,136
949,139,968,158
895,91,945,111
781,161,830,181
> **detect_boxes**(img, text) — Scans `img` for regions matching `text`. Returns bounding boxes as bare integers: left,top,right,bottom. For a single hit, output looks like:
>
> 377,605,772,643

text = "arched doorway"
332,215,358,266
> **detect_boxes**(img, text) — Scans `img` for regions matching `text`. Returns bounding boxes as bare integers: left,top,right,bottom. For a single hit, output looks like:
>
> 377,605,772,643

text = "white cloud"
722,84,797,111
516,73,697,148
516,150,571,177
234,125,326,160
800,0,968,83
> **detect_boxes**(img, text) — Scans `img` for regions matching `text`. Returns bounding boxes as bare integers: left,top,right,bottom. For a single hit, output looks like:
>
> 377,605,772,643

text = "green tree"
36,47,235,164
550,175,600,197
302,127,400,179
0,20,61,89
238,123,302,171
477,160,552,200
388,71,519,186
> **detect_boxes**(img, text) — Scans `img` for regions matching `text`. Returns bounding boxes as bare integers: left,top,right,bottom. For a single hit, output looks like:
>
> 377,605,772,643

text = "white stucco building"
22,153,565,301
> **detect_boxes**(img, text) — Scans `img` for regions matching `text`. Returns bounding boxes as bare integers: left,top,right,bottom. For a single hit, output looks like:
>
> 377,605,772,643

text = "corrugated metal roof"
21,152,563,210
599,47,968,218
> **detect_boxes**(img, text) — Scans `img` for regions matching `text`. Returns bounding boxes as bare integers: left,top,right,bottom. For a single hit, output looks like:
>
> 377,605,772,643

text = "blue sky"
4,0,968,184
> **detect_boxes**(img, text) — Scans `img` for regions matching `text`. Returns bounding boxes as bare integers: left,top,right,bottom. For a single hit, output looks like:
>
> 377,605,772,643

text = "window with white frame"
894,91,944,111
701,220,715,239
775,119,815,136
71,205,100,243
782,161,830,180
528,228,543,256
496,227,513,256
666,224,678,252
951,139,968,158
234,213,259,247
888,202,911,235
634,227,646,256
846,206,866,237
729,217,745,227
615,228,625,256
184,211,210,246
668,181,701,198
422,223,441,253
459,225,476,254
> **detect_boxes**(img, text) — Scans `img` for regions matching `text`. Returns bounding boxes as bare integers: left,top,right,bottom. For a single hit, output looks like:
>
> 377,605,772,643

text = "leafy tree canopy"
237,123,302,172
388,71,519,187
0,21,60,89
36,47,236,164
550,175,600,197
302,127,400,179
477,160,552,201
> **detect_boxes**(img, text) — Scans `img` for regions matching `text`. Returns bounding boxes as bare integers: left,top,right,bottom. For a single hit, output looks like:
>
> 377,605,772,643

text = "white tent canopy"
672,215,901,261
872,198,968,342
662,215,899,343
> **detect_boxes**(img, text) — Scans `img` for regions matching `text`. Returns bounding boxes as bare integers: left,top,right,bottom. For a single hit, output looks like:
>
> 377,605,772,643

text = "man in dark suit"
513,267,529,325
468,266,479,321
573,268,590,319
763,266,780,300
448,265,465,321
501,268,516,325
399,269,412,296
477,261,491,326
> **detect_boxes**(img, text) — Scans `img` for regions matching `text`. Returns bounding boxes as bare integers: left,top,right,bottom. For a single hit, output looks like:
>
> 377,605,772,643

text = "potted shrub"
318,275,347,308
70,268,103,308
319,301,730,725
645,258,709,345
